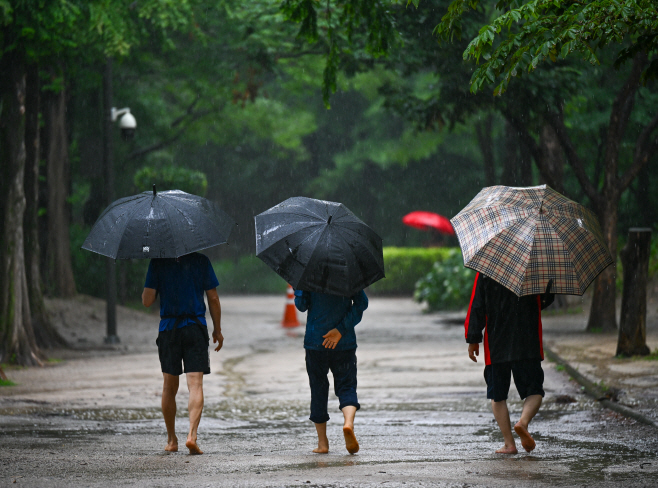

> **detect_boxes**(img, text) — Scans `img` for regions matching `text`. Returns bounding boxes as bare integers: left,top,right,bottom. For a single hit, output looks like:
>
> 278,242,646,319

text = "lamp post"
102,58,137,345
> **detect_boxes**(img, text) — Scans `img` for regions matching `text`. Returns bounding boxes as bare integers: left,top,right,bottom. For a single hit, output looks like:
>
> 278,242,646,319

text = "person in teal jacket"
294,289,368,454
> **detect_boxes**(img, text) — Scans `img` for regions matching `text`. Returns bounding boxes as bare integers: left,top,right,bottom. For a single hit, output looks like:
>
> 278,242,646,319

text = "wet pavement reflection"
1,297,657,487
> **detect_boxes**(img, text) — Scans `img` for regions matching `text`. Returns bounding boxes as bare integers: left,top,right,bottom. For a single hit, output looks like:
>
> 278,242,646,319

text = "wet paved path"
1,296,657,487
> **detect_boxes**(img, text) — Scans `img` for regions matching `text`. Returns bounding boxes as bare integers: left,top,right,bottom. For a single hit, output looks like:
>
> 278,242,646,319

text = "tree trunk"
475,114,495,186
42,77,77,298
539,124,564,193
0,52,43,366
636,164,654,226
617,228,652,356
24,63,68,349
518,138,532,187
501,120,519,185
586,197,619,332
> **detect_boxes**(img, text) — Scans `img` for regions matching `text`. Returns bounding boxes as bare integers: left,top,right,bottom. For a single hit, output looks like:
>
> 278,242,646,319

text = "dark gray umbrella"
255,196,385,297
82,186,236,259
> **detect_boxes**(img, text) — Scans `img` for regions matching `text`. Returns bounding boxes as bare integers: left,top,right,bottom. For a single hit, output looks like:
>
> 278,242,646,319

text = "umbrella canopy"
82,187,236,259
255,196,385,297
450,185,613,296
402,211,455,235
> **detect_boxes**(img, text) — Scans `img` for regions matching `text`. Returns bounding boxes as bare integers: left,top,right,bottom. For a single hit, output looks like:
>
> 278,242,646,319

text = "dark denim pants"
305,348,360,424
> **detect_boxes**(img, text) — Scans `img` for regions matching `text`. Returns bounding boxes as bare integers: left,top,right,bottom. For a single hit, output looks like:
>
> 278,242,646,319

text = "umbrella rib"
332,223,383,288
294,224,331,288
158,197,188,256
264,209,326,222
110,196,152,257
159,195,232,246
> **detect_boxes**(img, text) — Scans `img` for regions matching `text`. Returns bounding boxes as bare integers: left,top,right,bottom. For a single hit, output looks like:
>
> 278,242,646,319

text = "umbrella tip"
153,184,156,196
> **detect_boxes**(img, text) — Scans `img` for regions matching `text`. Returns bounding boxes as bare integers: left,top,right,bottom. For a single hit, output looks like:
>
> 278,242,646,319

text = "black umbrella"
255,196,385,297
82,186,236,259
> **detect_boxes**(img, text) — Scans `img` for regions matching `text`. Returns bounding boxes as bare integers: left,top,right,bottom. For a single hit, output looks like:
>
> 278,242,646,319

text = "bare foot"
343,425,359,454
514,422,536,452
165,435,178,452
185,438,203,455
495,444,518,454
313,443,329,454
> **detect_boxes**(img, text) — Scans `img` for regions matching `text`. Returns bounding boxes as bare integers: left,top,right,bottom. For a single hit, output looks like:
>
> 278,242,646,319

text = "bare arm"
206,288,223,352
142,288,157,307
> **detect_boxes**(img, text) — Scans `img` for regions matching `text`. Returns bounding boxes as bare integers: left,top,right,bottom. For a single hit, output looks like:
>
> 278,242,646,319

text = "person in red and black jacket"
466,272,554,454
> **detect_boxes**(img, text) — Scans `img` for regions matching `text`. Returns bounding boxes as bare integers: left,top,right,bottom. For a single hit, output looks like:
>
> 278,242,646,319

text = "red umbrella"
402,211,455,235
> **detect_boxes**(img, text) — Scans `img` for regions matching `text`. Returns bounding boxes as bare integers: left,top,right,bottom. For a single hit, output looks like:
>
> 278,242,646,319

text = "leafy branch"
434,0,658,95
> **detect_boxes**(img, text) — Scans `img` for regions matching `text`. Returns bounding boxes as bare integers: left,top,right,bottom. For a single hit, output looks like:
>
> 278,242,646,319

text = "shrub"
133,165,208,196
212,255,288,294
367,247,454,295
414,248,475,311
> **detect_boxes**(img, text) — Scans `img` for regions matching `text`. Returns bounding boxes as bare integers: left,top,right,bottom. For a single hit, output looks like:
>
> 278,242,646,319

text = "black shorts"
484,359,544,402
156,324,210,376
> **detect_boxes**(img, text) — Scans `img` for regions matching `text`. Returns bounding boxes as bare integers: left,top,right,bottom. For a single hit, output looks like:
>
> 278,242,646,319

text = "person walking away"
142,252,224,455
465,273,553,454
294,289,368,454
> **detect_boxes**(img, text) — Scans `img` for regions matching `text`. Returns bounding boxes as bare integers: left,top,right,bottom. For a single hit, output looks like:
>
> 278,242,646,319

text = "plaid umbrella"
450,185,613,296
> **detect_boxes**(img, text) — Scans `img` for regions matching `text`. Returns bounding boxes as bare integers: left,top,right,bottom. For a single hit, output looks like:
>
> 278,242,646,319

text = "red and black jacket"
465,272,554,365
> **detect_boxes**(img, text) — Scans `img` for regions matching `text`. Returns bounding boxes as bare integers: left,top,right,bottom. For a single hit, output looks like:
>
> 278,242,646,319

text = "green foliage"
133,165,208,196
70,224,149,300
414,248,475,311
212,256,288,294
0,378,16,387
434,0,658,94
369,247,456,295
281,0,399,106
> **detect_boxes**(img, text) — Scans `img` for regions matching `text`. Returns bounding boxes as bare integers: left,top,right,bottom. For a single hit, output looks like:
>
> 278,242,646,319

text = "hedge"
413,248,475,311
367,247,456,295
212,255,288,294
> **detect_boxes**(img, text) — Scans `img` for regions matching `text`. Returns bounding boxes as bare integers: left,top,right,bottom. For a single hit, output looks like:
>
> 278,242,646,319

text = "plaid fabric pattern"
451,185,614,296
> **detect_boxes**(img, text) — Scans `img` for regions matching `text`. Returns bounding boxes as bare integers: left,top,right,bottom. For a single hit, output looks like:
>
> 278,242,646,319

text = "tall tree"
435,0,658,331
24,62,68,348
0,50,42,365
0,0,199,364
42,66,77,297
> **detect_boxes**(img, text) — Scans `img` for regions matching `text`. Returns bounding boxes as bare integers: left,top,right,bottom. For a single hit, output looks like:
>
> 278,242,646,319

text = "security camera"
111,107,137,140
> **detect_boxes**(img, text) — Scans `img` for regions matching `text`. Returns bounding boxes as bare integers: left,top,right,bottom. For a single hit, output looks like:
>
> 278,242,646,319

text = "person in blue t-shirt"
142,252,223,455
294,289,368,454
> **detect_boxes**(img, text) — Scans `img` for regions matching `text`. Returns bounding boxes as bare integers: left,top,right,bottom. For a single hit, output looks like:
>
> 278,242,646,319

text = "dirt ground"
0,294,657,487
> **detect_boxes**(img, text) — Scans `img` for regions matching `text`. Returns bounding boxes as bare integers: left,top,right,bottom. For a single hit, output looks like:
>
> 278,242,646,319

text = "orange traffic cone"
282,284,300,328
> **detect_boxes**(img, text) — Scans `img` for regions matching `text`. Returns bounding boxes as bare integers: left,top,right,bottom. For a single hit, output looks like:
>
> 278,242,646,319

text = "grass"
634,349,658,361
555,364,565,372
0,379,16,387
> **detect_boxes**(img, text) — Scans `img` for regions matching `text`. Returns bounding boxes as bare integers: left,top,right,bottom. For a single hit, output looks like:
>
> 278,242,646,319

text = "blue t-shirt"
144,252,219,332
294,290,368,351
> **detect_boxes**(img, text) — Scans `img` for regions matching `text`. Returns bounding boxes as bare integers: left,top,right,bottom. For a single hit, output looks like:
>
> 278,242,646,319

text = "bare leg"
313,422,329,453
514,394,542,452
162,373,179,452
185,372,204,455
342,406,359,454
491,400,517,454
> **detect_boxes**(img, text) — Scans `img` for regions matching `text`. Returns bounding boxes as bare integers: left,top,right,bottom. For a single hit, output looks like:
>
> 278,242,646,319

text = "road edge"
544,345,658,429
